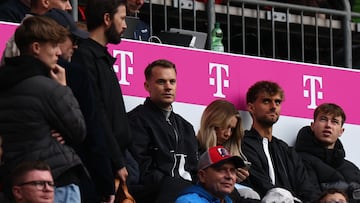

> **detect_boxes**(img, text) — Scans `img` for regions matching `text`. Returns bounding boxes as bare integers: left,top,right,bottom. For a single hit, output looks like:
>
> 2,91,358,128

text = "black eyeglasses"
17,181,55,190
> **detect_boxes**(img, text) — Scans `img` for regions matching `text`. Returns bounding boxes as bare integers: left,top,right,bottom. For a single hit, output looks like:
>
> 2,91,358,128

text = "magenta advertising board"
2,22,360,166
108,40,360,125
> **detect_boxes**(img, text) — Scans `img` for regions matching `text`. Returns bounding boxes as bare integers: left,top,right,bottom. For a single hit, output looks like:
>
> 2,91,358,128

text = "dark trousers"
129,177,193,203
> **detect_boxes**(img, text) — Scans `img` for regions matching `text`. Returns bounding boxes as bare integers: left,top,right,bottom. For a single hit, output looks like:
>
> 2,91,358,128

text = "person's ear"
42,0,50,8
198,169,206,183
144,81,150,92
339,127,345,137
247,103,254,114
103,13,112,28
12,186,22,200
310,122,314,130
31,42,41,56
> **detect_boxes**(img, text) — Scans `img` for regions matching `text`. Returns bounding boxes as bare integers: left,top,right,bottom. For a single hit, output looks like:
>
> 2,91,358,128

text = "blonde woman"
197,99,260,201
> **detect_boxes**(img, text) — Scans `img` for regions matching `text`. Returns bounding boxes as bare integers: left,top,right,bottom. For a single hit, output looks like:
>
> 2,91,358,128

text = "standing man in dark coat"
242,80,321,203
295,103,360,202
127,59,198,203
71,0,132,202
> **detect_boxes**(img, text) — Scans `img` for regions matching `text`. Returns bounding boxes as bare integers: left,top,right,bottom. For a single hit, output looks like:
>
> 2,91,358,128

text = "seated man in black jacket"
295,103,360,202
242,80,321,202
127,59,198,203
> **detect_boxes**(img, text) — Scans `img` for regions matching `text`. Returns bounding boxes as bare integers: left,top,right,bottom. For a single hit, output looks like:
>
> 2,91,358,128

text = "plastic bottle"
211,22,224,52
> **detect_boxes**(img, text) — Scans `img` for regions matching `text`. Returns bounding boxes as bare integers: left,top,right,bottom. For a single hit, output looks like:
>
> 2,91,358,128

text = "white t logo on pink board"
209,62,229,98
303,75,323,109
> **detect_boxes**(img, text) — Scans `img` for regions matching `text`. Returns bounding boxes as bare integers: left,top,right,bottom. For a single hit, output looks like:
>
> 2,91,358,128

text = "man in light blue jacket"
175,146,244,203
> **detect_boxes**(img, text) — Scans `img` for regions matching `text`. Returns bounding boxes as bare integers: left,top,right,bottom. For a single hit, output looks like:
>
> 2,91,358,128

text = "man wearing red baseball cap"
175,146,244,203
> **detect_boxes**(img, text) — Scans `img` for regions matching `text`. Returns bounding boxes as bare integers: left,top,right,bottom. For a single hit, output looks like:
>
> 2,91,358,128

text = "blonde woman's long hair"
197,99,247,160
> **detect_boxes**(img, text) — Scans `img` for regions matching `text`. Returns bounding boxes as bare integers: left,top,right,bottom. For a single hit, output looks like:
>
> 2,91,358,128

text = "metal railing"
221,0,352,68
139,0,360,68
70,0,78,21
72,0,360,68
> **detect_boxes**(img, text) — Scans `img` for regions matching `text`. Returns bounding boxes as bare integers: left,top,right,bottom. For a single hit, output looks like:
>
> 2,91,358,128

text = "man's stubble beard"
257,116,279,128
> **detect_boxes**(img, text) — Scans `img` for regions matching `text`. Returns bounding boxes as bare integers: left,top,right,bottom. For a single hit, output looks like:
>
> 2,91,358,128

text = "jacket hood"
295,126,345,167
0,55,50,90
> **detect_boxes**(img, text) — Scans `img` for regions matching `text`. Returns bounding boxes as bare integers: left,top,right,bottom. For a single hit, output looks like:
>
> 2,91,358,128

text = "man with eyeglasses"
11,161,54,203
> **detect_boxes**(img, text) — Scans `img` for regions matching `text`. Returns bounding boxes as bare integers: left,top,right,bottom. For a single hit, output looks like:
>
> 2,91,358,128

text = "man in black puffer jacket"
295,103,360,203
0,16,87,202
